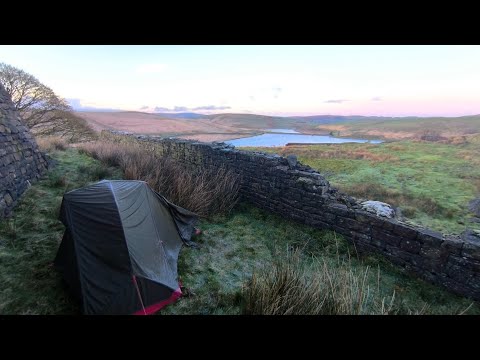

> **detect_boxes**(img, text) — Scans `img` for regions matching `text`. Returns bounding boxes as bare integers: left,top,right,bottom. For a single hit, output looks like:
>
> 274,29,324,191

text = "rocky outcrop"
0,83,48,218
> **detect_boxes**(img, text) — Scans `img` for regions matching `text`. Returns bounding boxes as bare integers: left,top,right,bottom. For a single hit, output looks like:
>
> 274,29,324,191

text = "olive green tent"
54,180,198,315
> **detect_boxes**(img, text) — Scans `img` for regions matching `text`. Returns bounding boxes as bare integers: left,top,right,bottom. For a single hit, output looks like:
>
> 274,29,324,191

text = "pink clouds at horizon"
272,99,480,118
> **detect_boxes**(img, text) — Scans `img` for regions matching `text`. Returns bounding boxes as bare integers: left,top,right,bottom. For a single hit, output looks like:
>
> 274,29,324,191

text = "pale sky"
1,45,480,117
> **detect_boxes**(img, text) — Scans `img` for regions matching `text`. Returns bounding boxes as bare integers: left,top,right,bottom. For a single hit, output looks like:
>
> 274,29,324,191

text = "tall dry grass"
79,141,241,217
36,136,68,152
280,145,398,163
242,250,398,315
339,182,453,218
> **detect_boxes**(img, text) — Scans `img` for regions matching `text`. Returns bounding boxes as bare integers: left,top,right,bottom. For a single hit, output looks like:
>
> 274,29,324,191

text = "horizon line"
73,109,480,119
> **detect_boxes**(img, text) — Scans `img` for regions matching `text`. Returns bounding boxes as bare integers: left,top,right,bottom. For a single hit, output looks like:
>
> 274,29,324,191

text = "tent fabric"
132,285,182,315
54,180,198,315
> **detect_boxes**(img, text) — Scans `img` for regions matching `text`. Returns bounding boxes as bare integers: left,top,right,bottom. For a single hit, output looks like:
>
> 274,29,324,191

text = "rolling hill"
76,111,260,142
313,115,480,140
77,110,480,142
153,112,207,119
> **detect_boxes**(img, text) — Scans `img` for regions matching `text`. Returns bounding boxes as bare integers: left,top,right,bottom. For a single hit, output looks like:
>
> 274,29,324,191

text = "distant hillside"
291,114,443,125
291,115,370,124
76,111,226,134
76,110,480,142
205,113,306,130
154,112,206,119
314,115,480,140
75,111,259,142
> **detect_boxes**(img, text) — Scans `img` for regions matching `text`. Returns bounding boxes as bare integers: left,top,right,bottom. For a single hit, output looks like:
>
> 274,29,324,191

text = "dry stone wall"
107,131,480,301
0,84,48,218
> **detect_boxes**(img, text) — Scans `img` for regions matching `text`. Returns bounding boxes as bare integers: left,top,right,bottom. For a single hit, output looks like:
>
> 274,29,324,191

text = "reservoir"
226,133,383,147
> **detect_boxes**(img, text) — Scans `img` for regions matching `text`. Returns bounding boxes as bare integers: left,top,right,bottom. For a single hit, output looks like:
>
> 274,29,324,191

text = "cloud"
272,87,282,99
249,96,255,101
173,106,189,112
139,106,149,110
135,63,167,74
325,99,349,104
192,105,231,111
154,106,171,112
371,97,382,101
67,98,121,112
153,105,230,113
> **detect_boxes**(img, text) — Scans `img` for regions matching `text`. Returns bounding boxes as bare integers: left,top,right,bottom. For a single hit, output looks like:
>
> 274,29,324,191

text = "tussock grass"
243,250,399,315
164,205,479,315
339,182,454,218
36,136,68,152
280,144,399,162
79,141,241,217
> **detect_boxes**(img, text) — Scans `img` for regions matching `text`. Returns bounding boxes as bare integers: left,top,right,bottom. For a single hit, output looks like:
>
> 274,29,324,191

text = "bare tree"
0,62,95,140
46,110,97,142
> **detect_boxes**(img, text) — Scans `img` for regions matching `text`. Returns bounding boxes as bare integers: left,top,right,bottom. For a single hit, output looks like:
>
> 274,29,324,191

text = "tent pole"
132,275,147,315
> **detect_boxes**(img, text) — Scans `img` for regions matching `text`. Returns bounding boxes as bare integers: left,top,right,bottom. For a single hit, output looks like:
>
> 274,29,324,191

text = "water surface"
226,133,383,147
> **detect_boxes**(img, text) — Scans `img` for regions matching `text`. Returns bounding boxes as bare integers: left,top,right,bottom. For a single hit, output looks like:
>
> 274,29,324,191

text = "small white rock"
361,200,395,218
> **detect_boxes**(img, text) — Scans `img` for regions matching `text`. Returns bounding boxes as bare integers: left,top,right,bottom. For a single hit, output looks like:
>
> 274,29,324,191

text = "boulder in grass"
361,200,395,218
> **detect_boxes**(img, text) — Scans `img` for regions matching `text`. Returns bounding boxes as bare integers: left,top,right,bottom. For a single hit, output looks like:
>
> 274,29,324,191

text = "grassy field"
316,115,480,140
240,135,480,234
1,147,479,314
164,204,479,315
0,148,123,314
